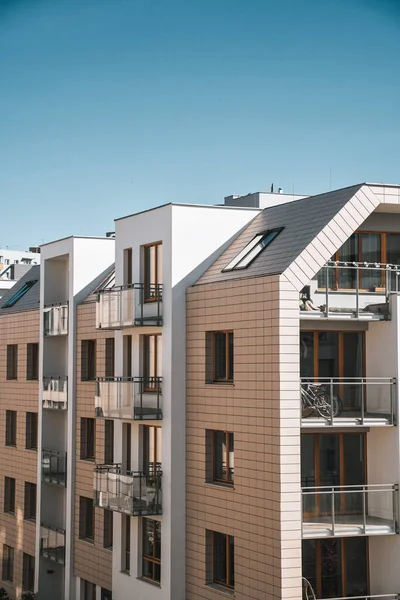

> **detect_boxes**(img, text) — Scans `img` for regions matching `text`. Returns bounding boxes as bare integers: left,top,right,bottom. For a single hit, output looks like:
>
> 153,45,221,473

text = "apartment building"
0,248,41,299
0,267,40,599
3,183,400,600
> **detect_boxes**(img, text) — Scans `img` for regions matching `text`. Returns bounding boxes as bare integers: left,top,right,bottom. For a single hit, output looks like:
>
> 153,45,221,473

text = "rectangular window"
104,420,114,464
142,425,162,476
105,338,115,378
4,477,15,514
209,331,233,383
2,279,37,308
121,514,131,573
81,340,96,381
142,518,161,584
22,553,35,591
101,589,112,600
79,497,94,542
2,545,14,582
143,334,162,389
211,431,234,485
26,412,38,450
26,343,39,380
222,228,283,271
123,248,133,286
82,579,96,600
143,242,162,301
5,410,17,446
103,509,113,549
212,532,234,589
24,482,36,521
80,418,95,460
6,345,18,380
122,423,131,472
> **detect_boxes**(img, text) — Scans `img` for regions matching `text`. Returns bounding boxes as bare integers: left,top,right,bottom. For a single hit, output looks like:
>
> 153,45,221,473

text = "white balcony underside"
301,415,393,428
300,310,385,321
303,514,396,538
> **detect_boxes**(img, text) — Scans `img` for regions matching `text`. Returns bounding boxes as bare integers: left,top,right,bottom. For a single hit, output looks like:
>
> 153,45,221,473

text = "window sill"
137,576,161,588
78,537,94,545
204,481,235,490
5,444,17,448
103,546,113,552
80,457,96,462
25,447,38,452
205,382,234,386
120,569,130,577
205,583,234,596
4,512,15,517
24,517,36,524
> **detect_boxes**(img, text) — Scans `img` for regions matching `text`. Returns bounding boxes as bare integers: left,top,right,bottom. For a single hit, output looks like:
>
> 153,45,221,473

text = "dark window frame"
5,410,17,447
80,418,96,461
82,579,96,600
2,544,14,582
103,509,113,550
105,338,115,378
2,280,37,308
26,343,39,380
143,242,162,302
213,531,234,589
22,552,35,591
79,496,95,542
4,477,15,515
143,334,162,390
25,412,38,450
6,344,18,380
142,518,161,585
104,420,114,464
211,331,234,383
122,514,131,573
212,431,234,485
101,589,112,600
81,340,96,382
24,482,36,521
222,228,284,272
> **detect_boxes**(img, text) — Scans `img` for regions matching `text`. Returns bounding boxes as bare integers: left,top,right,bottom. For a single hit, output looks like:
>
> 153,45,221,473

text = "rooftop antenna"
270,183,274,193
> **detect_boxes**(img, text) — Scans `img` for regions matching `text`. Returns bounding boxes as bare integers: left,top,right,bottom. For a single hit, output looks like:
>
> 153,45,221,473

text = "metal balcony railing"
94,463,162,516
44,303,69,336
96,283,163,329
302,483,398,538
318,596,400,600
301,377,396,426
42,377,68,410
42,449,67,486
300,261,400,319
40,523,65,565
95,376,162,420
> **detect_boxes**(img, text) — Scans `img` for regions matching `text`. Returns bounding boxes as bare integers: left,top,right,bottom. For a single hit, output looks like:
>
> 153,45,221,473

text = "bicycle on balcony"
301,380,342,419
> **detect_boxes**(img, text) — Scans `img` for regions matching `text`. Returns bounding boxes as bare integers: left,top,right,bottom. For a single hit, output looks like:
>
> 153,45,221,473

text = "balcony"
302,484,398,538
95,377,162,420
96,283,163,329
300,262,398,320
42,377,68,410
44,303,68,336
301,377,396,427
42,449,67,486
94,464,162,516
40,523,65,565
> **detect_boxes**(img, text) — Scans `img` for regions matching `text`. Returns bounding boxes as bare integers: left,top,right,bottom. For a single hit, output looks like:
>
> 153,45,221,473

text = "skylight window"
222,228,284,272
2,280,38,308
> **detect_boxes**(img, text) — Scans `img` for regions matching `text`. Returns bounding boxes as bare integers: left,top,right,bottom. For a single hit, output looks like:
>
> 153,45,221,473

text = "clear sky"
0,0,399,248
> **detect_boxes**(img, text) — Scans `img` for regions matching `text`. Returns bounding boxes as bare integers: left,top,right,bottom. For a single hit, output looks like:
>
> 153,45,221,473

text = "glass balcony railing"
42,449,67,486
300,262,400,319
42,377,68,410
40,523,65,565
94,464,162,516
302,484,398,538
96,284,162,329
301,377,396,427
95,377,162,420
44,303,69,336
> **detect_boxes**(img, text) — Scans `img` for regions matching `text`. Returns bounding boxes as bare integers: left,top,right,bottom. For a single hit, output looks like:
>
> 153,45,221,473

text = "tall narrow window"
22,553,35,591
81,340,96,381
121,514,130,573
103,509,113,549
101,589,112,600
122,423,131,472
26,412,38,450
5,410,17,446
4,477,15,514
123,335,132,378
80,418,96,460
211,331,233,382
104,420,114,464
105,338,115,378
6,345,18,380
212,532,234,589
24,482,36,521
2,545,14,582
142,518,161,584
142,426,162,476
79,497,95,542
143,334,162,390
143,242,162,301
82,579,96,600
26,343,39,380
123,248,133,286
212,431,234,485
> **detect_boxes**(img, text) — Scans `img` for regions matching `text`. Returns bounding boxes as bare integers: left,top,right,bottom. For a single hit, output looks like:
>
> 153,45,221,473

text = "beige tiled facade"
73,299,114,592
0,309,39,599
186,275,301,600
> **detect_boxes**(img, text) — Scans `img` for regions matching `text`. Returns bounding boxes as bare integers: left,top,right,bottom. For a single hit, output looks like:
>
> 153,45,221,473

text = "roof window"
2,280,38,308
222,227,284,272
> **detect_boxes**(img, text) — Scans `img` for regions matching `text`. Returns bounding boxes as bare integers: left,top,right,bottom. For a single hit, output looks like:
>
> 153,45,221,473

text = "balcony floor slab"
303,514,396,538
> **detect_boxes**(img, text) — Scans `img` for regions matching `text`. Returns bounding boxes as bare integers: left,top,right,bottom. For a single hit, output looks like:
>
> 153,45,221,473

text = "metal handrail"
97,282,163,296
43,300,69,308
40,522,66,535
319,596,400,600
302,483,397,493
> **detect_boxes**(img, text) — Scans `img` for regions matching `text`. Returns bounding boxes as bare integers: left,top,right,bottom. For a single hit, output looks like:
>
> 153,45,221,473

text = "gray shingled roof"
0,265,40,313
195,184,363,285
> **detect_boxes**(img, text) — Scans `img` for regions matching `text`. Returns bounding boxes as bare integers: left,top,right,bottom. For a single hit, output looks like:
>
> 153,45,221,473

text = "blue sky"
0,0,399,247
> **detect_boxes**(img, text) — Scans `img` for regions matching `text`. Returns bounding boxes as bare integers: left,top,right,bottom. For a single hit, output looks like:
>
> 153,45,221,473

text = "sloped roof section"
195,184,363,285
0,265,40,313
